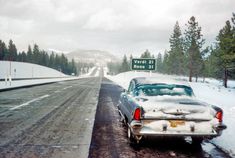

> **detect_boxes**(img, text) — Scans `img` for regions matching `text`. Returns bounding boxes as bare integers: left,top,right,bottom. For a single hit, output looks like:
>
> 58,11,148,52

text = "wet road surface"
0,72,232,158
88,78,232,158
0,76,101,158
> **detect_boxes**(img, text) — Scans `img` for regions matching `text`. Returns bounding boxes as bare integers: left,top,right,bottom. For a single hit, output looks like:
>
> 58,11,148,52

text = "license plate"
169,120,185,127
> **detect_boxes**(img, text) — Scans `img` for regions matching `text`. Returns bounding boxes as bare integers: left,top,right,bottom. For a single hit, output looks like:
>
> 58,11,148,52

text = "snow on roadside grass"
105,70,235,157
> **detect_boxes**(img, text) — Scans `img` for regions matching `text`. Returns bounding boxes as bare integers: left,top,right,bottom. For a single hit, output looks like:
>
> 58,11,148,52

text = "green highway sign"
131,58,156,71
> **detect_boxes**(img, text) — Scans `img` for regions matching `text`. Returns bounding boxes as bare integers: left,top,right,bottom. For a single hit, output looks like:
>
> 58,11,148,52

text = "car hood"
134,95,214,120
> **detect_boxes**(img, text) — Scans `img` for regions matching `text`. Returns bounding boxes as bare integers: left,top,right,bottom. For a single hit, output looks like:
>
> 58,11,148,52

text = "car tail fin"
216,111,223,122
133,108,141,120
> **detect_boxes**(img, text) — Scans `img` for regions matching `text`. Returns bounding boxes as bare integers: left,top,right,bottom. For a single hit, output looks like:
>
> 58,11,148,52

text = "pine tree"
49,52,55,68
216,20,235,87
129,54,133,69
41,51,49,66
140,49,152,58
21,51,27,62
162,51,170,73
0,40,8,60
8,39,17,61
55,54,61,71
32,44,40,64
70,59,77,75
60,54,68,73
17,51,27,62
17,52,22,62
184,16,205,82
168,21,185,75
230,13,235,79
27,45,33,63
0,39,78,76
107,62,121,75
156,53,163,72
120,55,130,72
232,13,235,52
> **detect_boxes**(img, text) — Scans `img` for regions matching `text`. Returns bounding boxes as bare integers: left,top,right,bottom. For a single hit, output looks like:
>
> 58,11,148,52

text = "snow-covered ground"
104,69,235,157
81,67,97,77
0,61,67,79
0,61,98,91
0,77,79,90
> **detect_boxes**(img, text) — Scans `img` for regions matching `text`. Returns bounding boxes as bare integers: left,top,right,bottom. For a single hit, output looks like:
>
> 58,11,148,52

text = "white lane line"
54,86,72,94
63,86,72,90
10,94,50,110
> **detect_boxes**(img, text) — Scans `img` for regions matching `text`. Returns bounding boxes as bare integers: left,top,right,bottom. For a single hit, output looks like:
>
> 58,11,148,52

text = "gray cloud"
0,0,234,56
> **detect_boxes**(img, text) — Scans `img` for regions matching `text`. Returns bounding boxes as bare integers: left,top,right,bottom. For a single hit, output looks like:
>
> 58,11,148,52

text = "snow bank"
0,61,98,91
0,77,80,91
0,61,67,79
190,82,235,157
105,70,235,157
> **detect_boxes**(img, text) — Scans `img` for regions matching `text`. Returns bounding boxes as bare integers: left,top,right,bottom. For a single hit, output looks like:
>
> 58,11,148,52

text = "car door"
125,80,136,122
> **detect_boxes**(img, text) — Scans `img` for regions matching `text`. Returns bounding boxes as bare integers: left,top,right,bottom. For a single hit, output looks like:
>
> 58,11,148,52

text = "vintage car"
117,77,227,144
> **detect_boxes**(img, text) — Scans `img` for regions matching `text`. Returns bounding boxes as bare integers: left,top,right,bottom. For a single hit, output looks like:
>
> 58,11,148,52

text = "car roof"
132,77,190,87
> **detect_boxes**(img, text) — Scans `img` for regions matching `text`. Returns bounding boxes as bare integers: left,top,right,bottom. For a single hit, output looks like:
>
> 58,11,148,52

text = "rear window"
135,84,194,97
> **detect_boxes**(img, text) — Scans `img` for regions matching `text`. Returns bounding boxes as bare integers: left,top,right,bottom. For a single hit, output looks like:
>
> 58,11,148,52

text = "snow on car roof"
133,77,190,87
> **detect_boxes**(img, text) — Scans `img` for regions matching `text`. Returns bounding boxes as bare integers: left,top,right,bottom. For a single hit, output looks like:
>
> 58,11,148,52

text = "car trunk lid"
135,96,213,121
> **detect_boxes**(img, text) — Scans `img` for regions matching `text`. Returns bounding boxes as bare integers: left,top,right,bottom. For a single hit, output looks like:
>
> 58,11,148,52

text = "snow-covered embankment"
0,61,78,91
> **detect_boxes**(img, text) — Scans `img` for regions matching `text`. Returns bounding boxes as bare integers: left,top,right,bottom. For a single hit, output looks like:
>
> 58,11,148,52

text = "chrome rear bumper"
134,126,218,136
130,120,226,138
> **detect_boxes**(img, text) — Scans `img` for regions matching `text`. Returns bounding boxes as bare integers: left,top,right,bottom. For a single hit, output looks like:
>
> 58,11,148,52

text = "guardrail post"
9,75,12,86
5,76,7,85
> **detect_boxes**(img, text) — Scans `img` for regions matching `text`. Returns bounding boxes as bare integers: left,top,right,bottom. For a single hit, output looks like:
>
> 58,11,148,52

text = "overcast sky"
0,0,234,57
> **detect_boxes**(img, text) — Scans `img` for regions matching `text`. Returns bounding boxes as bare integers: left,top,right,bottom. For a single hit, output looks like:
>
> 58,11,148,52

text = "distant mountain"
66,49,120,65
47,49,68,55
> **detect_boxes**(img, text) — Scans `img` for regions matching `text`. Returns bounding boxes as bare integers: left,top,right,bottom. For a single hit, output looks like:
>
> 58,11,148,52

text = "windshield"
135,84,194,97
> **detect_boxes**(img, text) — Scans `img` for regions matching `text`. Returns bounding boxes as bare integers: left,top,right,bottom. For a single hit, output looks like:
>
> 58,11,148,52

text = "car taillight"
216,111,223,122
133,108,141,121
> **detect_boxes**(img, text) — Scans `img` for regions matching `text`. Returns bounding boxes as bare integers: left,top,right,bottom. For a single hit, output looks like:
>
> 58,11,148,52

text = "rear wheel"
118,110,127,126
127,126,142,145
127,126,134,141
120,116,127,127
123,117,127,126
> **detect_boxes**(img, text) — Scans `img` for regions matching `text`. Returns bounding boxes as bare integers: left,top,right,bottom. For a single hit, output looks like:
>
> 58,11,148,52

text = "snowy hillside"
105,70,235,157
0,62,99,91
0,61,67,79
0,61,76,91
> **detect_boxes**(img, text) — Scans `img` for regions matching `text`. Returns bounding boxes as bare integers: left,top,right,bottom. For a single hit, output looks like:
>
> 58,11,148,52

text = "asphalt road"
89,78,232,158
0,74,102,158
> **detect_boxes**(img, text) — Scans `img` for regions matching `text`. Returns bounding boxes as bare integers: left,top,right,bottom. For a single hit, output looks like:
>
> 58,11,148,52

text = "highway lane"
0,74,102,158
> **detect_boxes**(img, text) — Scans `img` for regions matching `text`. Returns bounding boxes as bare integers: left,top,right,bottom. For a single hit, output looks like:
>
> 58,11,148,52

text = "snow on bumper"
130,120,226,138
